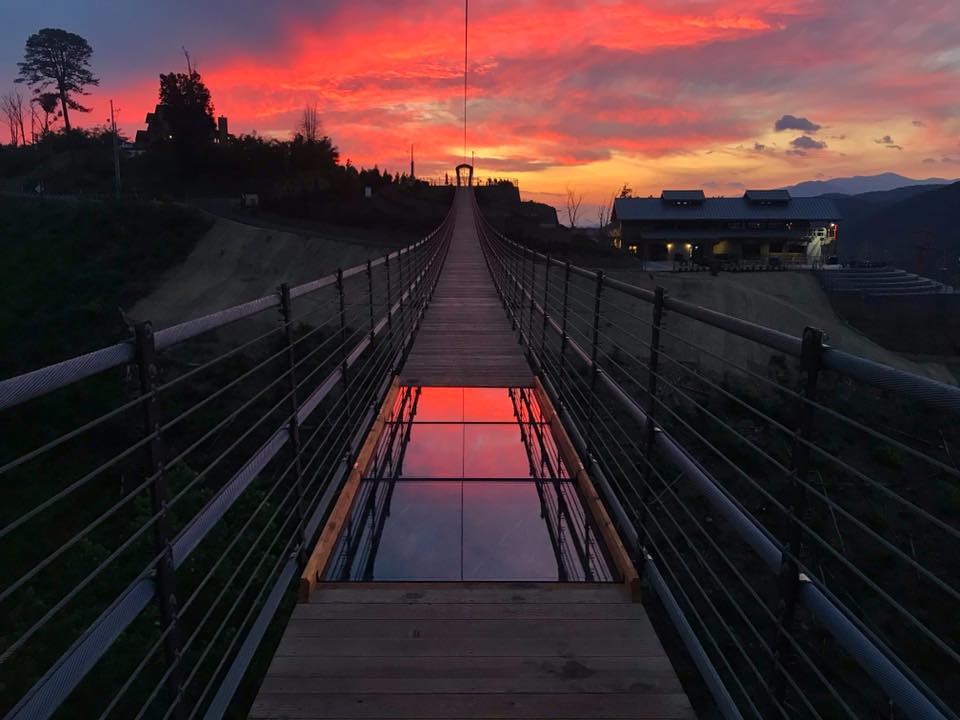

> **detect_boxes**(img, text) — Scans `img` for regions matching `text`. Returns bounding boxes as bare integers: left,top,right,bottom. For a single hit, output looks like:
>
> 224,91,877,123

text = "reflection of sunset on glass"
4,1,958,208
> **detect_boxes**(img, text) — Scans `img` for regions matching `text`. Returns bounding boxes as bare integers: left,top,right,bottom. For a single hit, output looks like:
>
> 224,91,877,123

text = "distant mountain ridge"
786,172,956,197
836,181,960,280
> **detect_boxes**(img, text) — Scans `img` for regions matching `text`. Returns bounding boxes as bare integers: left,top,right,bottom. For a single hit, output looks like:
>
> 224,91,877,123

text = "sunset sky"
2,0,959,209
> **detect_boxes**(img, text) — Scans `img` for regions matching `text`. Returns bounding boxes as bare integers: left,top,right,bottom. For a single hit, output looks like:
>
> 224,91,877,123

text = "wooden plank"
259,656,683,694
292,602,647,620
306,582,631,604
250,691,695,718
273,634,668,659
533,378,642,601
281,618,661,642
298,381,400,602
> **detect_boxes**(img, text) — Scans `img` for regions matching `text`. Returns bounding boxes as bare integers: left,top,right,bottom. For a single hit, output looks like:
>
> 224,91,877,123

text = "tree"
565,186,584,229
35,92,61,136
597,192,615,229
1,91,27,145
298,101,321,143
157,69,216,154
16,28,99,131
617,183,633,198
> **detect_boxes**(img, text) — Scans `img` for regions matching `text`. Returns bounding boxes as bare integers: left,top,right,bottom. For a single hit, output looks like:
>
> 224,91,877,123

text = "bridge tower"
455,162,473,187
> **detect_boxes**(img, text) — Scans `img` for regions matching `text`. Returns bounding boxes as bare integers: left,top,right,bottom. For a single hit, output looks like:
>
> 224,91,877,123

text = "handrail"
474,200,958,720
1,205,455,720
0,231,441,412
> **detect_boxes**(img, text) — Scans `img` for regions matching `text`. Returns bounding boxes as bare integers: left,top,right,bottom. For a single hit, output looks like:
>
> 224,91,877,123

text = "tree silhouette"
565,186,584,229
1,91,27,145
35,92,61,135
157,69,216,167
16,28,99,131
298,102,321,143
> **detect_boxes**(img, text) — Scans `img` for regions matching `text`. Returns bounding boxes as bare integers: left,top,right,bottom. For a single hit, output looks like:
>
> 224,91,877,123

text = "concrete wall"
828,292,960,355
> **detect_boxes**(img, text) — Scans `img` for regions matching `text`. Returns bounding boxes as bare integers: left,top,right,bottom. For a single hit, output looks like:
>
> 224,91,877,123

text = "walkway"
251,583,694,719
399,188,532,387
251,189,694,719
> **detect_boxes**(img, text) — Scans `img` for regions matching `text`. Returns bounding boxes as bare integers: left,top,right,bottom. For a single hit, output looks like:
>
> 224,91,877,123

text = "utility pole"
110,100,122,199
410,143,415,179
464,0,468,164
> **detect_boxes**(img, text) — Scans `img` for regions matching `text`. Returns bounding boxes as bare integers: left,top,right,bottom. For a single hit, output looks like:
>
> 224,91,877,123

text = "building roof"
614,194,841,222
744,189,791,203
661,190,705,202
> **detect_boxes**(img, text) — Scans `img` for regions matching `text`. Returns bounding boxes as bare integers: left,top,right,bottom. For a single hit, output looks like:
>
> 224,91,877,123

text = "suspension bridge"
1,181,959,720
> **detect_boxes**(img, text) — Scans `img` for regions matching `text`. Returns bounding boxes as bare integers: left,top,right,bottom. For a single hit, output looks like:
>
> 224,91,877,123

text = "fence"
0,207,453,719
474,195,960,720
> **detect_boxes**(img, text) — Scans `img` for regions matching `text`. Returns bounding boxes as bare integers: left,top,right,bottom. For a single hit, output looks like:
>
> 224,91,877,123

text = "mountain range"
785,172,956,197
826,181,960,280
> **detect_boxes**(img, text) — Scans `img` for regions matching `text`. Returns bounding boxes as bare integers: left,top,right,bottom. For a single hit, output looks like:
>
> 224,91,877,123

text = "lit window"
628,244,638,254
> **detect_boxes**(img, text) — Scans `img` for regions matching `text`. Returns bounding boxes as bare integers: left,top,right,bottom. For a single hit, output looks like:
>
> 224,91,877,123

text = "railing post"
559,261,572,382
336,268,348,386
527,245,536,345
398,249,407,341
541,255,551,356
640,286,666,554
279,284,308,565
133,322,185,719
586,270,604,468
384,253,394,359
366,259,375,346
769,326,824,702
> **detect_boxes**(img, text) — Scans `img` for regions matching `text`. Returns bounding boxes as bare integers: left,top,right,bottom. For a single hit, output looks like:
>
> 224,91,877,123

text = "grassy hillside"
839,181,960,281
0,196,211,377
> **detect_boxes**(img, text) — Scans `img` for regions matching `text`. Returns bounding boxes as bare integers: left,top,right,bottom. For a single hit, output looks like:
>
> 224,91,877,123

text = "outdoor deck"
399,188,532,387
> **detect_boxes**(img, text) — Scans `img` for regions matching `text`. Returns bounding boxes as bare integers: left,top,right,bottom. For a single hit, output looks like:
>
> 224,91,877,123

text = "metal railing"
0,207,454,719
474,195,960,720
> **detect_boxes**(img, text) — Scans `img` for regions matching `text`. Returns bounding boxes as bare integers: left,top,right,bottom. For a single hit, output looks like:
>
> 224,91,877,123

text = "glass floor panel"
324,386,619,582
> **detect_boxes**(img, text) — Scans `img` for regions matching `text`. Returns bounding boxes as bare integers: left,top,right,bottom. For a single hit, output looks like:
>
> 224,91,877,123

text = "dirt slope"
603,269,956,384
130,215,390,329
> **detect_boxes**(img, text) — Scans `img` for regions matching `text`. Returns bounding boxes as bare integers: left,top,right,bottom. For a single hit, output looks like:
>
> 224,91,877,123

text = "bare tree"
617,183,633,198
1,90,26,145
565,186,584,229
597,191,615,229
298,101,321,142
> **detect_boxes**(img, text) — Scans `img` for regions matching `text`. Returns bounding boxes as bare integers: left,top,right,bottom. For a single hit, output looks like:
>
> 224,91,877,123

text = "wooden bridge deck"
251,583,695,719
251,190,694,719
399,188,532,387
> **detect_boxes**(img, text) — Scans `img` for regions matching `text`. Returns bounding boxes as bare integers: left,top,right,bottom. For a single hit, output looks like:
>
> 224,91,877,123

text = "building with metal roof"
612,190,841,265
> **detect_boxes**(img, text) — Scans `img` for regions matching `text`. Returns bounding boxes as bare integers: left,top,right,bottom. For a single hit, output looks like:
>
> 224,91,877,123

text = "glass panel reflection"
324,386,619,582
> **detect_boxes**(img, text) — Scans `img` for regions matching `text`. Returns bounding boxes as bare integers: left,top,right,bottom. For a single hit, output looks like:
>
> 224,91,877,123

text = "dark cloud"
912,120,927,127
923,157,937,164
753,142,766,151
774,114,822,132
942,156,960,164
874,135,902,150
790,136,827,151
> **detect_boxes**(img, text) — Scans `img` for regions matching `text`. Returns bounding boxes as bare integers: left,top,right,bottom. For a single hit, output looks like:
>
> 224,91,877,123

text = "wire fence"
0,207,454,720
474,194,960,720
